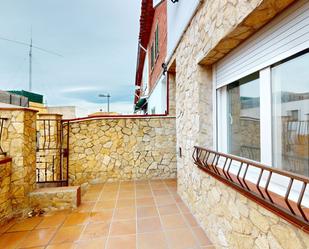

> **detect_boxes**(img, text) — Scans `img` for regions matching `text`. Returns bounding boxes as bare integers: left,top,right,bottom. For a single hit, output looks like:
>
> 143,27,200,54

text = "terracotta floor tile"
51,225,84,244
173,195,183,203
136,197,155,207
164,179,177,185
178,202,191,214
76,202,95,212
137,217,162,233
80,222,110,240
76,237,106,249
168,186,177,192
83,193,99,202
8,217,43,232
36,214,66,229
135,184,151,189
44,210,71,216
183,213,199,227
158,204,180,216
107,235,136,249
136,189,153,198
90,211,113,223
150,184,167,190
137,206,158,218
110,220,136,236
94,200,116,210
119,186,135,191
116,198,135,208
99,192,117,201
102,186,118,191
154,195,175,206
21,247,45,249
135,180,150,185
153,189,170,196
161,214,188,230
0,220,16,234
137,231,169,249
165,228,199,249
113,207,136,220
192,227,213,247
18,228,56,248
118,191,135,200
63,212,90,226
0,231,29,249
88,184,105,190
46,242,76,249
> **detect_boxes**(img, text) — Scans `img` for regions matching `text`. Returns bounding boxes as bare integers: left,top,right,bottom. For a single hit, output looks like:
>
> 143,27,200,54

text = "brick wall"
148,0,167,92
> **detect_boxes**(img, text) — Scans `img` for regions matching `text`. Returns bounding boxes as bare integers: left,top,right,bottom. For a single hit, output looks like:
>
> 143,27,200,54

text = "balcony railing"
192,146,309,232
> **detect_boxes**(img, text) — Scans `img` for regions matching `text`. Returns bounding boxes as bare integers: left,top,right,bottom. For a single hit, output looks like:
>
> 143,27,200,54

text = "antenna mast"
29,37,33,92
0,34,62,92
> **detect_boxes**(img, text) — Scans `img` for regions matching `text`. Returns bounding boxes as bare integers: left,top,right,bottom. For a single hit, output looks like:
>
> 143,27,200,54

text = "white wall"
142,52,149,96
148,75,167,114
167,0,200,62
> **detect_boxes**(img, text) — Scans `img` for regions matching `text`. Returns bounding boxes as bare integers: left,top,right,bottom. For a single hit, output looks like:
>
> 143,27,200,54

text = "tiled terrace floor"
0,179,215,249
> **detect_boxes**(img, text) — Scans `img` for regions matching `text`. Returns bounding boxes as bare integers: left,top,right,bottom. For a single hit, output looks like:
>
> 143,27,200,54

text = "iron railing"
192,146,309,232
36,119,69,186
0,118,8,156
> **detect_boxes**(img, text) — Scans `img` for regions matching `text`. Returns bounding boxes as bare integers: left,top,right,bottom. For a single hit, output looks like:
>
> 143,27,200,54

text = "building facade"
165,0,309,248
134,0,168,114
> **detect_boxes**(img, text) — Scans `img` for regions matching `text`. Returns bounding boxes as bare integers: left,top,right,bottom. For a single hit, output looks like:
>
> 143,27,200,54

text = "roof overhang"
134,0,155,104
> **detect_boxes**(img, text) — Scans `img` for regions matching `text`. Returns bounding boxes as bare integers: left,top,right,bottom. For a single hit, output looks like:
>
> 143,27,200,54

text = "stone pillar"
1,107,37,215
168,72,176,116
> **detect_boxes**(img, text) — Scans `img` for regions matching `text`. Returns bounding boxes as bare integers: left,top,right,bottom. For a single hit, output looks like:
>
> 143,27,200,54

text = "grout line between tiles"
168,182,214,249
104,182,120,249
150,180,172,249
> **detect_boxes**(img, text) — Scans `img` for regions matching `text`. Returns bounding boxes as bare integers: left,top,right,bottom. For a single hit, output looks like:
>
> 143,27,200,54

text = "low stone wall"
0,158,12,226
178,166,309,249
30,186,81,212
67,116,176,187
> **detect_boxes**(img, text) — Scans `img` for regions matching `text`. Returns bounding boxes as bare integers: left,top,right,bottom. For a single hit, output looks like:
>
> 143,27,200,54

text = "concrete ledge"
30,186,81,212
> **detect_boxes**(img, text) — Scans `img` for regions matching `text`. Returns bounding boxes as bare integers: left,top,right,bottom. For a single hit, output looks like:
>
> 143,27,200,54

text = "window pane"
227,72,260,161
272,52,309,176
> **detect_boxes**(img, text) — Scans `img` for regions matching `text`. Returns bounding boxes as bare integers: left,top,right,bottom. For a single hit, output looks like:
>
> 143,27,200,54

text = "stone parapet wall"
67,117,176,188
0,158,12,226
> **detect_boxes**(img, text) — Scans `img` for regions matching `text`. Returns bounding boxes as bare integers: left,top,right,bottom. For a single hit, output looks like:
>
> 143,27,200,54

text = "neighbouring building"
8,90,47,113
134,0,168,114
0,90,29,107
47,106,76,119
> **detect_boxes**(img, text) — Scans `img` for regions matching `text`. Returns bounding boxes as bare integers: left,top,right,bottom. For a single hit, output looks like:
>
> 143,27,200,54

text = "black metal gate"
36,119,69,186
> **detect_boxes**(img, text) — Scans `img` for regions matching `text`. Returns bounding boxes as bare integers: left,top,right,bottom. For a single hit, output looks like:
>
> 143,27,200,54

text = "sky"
0,0,141,116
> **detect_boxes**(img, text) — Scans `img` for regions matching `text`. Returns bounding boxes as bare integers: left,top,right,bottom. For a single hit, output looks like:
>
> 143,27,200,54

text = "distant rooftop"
8,90,43,104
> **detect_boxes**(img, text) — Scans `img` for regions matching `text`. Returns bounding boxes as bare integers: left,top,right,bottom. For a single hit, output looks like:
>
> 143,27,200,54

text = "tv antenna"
0,34,62,92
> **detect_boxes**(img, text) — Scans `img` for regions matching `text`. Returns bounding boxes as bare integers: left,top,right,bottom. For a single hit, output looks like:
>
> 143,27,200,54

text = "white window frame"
214,52,309,207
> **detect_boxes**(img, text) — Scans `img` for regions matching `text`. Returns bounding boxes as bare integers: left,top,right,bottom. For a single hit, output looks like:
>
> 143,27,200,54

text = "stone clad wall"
0,158,12,225
68,117,176,188
172,0,309,248
0,108,37,215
